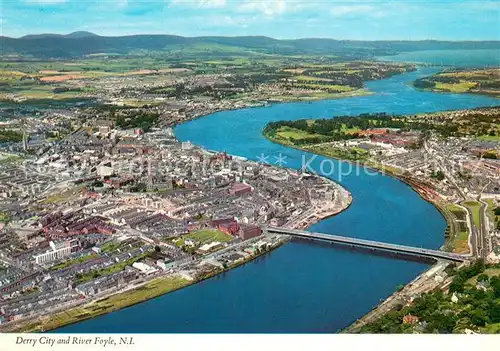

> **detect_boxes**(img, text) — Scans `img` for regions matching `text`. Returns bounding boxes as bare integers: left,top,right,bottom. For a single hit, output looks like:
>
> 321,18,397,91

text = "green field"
482,322,500,334
50,254,98,271
99,241,122,253
434,81,477,93
264,89,370,102
462,200,482,228
0,212,8,223
304,144,370,163
441,203,470,253
294,75,334,82
0,56,406,107
0,57,192,103
447,203,468,222
293,82,355,92
0,154,22,164
0,58,176,75
454,230,470,252
469,267,500,285
477,134,500,142
271,124,363,147
175,229,233,246
486,199,496,218
275,126,322,141
42,185,84,204
1,85,86,101
414,68,500,97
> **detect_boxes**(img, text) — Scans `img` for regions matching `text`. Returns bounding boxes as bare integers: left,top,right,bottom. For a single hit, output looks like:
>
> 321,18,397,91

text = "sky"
0,0,499,40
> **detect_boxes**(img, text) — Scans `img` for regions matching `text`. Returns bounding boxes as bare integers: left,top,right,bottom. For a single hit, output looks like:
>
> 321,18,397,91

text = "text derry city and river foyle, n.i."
16,336,135,348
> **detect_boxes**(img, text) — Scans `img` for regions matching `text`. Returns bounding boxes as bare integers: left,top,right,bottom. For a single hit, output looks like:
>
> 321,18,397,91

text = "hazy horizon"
6,31,500,42
1,0,499,41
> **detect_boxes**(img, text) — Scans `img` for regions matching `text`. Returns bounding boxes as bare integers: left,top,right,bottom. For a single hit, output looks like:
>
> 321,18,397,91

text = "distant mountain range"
1,32,499,59
19,31,100,40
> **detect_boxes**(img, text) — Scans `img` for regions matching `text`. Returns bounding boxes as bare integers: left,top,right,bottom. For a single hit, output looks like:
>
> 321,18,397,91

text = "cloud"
461,0,500,11
238,0,297,17
116,0,128,9
171,0,227,8
199,0,226,8
331,5,372,16
330,4,386,18
24,0,67,4
200,14,255,28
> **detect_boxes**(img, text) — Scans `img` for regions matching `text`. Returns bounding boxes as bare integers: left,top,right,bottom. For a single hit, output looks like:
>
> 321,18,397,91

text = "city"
0,0,499,343
0,113,350,331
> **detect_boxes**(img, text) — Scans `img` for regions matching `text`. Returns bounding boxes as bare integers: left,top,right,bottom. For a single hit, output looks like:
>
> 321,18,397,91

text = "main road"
265,227,470,262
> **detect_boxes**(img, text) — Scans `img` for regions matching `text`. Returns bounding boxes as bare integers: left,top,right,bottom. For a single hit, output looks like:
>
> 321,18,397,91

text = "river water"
57,65,499,333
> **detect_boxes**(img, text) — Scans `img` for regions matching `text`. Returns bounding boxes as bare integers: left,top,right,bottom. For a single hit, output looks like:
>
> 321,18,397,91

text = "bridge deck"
265,226,469,262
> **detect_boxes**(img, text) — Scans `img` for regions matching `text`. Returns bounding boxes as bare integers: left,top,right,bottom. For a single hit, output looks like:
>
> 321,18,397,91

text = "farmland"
414,68,500,97
0,56,416,105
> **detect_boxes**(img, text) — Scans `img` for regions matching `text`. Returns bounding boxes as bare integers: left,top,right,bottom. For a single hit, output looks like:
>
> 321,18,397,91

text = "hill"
1,33,499,59
19,31,100,40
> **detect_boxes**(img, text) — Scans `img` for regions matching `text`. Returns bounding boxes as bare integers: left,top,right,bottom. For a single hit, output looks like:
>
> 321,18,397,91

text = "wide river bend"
57,67,499,333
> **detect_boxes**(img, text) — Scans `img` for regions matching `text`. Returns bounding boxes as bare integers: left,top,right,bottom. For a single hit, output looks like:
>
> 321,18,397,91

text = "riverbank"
412,67,500,98
5,192,354,334
2,58,498,334
167,65,497,333
344,260,453,333
179,89,375,130
262,131,461,251
2,238,286,333
1,156,352,333
262,131,475,333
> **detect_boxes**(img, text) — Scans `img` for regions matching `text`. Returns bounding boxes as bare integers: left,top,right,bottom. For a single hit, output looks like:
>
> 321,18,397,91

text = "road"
265,227,469,262
478,197,490,260
425,140,489,260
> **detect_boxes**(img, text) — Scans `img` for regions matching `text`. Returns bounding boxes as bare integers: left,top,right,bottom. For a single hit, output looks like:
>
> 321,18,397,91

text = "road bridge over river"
264,227,469,262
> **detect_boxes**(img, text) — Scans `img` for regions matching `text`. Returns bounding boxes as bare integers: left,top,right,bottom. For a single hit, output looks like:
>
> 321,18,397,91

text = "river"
56,65,499,333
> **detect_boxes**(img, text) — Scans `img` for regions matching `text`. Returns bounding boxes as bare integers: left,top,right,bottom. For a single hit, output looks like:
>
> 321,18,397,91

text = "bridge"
264,226,469,262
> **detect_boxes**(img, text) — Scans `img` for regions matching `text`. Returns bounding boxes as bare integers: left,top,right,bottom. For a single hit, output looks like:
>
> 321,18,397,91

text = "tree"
449,276,466,293
489,302,500,323
469,308,489,327
490,276,500,298
453,317,472,333
494,207,500,216
430,170,445,181
477,273,489,283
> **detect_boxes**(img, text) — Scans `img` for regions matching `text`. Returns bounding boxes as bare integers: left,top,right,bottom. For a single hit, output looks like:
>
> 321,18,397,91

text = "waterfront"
379,49,500,67
56,67,499,333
